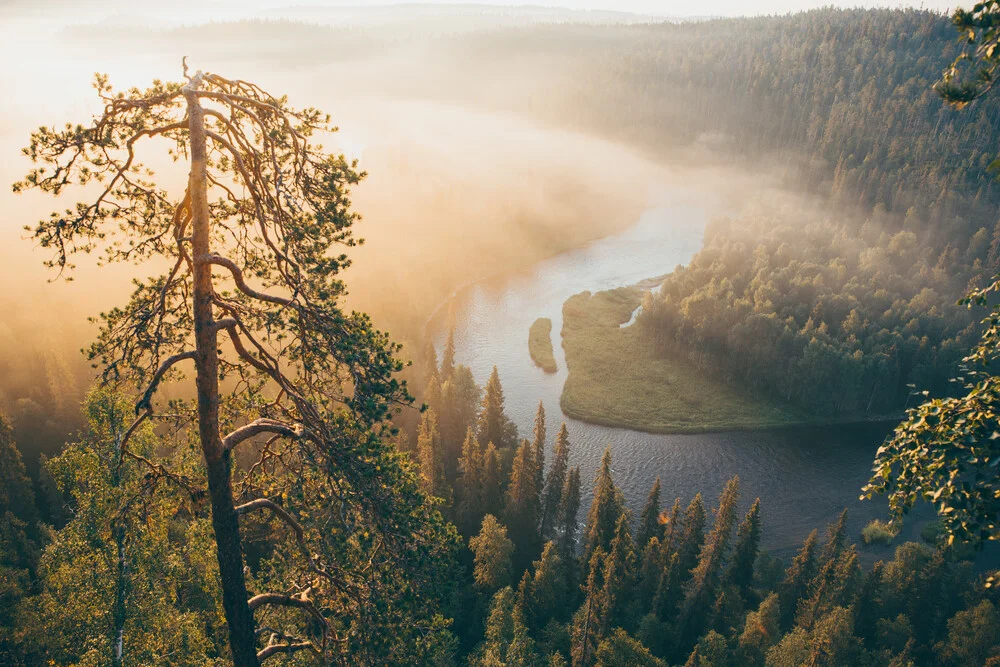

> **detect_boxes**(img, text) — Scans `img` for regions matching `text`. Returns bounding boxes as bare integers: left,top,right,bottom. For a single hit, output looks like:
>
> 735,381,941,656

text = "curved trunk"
185,79,260,667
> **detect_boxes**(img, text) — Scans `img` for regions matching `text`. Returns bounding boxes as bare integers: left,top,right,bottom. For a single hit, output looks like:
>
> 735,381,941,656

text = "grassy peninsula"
528,317,558,372
559,286,808,433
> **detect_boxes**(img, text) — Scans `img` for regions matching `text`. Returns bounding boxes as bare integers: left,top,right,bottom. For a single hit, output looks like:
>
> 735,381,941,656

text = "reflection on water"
429,194,929,562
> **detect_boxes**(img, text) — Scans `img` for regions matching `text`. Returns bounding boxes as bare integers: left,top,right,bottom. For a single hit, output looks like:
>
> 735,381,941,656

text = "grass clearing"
559,287,812,433
529,317,558,372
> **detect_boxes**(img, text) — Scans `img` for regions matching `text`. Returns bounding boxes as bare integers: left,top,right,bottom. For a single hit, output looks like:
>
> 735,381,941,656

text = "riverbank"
559,286,816,433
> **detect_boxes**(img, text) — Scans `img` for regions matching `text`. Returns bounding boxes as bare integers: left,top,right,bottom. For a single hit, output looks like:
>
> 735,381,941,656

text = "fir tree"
637,477,664,550
477,366,518,454
541,423,571,541
582,448,627,567
778,529,819,630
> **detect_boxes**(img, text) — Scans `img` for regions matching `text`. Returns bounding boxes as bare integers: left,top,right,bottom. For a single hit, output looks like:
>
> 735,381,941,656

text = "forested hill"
428,8,1000,420
442,8,1000,233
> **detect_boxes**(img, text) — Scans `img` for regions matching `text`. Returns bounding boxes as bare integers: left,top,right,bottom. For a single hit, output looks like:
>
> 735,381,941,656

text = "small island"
528,317,558,373
559,286,807,433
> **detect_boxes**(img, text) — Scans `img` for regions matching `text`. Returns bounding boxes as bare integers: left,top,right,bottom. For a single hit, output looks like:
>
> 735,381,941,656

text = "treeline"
1,348,998,664
638,211,981,416
410,351,999,665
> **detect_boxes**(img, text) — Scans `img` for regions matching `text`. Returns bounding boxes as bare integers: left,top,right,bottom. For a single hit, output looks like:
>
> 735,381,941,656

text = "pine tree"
533,401,547,494
477,366,518,454
583,448,627,567
441,327,457,381
481,442,505,519
637,477,663,550
458,427,483,535
678,476,740,653
417,408,451,503
505,439,543,572
541,423,571,541
724,498,762,602
778,529,819,630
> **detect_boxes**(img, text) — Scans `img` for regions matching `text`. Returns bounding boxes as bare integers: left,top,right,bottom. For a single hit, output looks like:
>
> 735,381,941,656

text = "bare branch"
223,418,300,452
137,351,197,413
199,253,293,306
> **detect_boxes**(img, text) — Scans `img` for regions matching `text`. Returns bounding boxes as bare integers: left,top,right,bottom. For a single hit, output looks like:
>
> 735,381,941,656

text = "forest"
2,2,1000,666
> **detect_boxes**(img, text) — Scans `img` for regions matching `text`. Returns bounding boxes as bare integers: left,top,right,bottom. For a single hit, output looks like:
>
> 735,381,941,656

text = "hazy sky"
0,0,962,20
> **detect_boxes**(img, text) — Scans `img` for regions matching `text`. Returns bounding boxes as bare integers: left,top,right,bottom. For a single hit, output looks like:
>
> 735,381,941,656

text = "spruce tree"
675,494,707,582
533,401,547,494
778,529,819,630
583,448,627,567
417,408,451,503
737,593,781,666
558,467,583,558
637,477,663,550
541,423,571,541
602,515,637,631
660,497,682,557
571,548,608,667
441,328,457,381
481,442,505,519
477,366,518,454
636,537,664,617
531,542,566,626
820,509,849,567
439,367,479,481
458,427,484,535
505,439,543,572
678,476,740,653
473,586,538,667
724,498,762,602
470,515,515,592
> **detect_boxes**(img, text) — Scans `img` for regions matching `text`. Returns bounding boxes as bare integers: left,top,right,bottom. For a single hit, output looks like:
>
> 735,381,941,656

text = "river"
428,189,927,563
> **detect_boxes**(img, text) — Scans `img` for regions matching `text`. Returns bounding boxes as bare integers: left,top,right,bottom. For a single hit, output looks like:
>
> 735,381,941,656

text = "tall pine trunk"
184,78,260,667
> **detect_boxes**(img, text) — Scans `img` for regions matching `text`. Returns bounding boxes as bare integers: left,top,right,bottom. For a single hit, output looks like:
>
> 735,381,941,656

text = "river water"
428,190,914,562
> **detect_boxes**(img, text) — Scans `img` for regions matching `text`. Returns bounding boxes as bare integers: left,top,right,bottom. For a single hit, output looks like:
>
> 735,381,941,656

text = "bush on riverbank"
528,317,557,372
862,519,899,546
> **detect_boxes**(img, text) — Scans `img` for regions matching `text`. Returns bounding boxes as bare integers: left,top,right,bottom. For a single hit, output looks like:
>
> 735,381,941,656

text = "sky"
0,0,962,20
